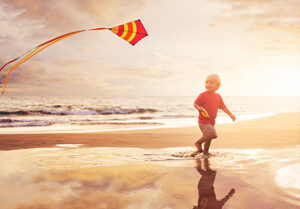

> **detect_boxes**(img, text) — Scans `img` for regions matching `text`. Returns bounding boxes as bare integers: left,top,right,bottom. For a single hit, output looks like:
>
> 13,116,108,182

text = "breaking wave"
0,108,158,116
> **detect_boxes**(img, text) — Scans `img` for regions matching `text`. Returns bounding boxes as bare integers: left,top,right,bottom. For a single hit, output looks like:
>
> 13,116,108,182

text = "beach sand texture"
0,112,299,150
0,112,299,209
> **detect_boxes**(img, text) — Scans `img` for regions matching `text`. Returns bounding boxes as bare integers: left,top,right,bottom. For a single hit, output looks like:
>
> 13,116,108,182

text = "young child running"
192,74,236,156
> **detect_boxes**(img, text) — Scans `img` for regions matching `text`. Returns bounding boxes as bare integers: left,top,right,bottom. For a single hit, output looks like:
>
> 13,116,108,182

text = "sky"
0,0,299,96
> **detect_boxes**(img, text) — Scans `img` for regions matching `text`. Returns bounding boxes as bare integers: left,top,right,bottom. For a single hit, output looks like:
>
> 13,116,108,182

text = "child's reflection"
193,158,235,209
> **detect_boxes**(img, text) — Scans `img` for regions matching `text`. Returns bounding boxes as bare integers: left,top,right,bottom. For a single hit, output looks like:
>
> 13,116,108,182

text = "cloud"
0,55,174,96
4,165,195,209
0,59,111,95
57,59,89,69
73,0,151,22
215,0,300,34
212,0,300,52
0,0,152,34
0,60,64,86
114,66,173,79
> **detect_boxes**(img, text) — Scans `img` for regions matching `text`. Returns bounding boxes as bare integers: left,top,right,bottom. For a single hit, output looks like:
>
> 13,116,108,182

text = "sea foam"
275,164,300,199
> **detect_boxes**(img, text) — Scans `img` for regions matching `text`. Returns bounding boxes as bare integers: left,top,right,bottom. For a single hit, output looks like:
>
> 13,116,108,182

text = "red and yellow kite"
0,19,148,94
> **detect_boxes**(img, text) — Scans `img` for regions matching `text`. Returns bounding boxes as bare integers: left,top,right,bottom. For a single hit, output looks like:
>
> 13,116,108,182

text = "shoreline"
0,112,275,134
0,112,299,151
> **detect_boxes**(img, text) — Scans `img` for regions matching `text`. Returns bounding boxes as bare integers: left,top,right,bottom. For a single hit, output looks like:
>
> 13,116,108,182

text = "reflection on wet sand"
1,147,299,209
193,158,235,209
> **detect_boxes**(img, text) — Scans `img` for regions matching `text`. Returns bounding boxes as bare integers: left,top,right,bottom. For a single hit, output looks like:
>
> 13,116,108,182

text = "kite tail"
0,27,107,94
1,31,85,94
0,48,38,87
0,57,21,72
0,19,148,95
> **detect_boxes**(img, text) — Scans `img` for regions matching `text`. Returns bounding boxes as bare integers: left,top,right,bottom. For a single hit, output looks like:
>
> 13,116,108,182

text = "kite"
0,19,148,95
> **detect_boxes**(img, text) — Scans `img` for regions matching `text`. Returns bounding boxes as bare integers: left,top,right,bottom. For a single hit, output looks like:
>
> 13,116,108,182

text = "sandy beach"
0,112,299,209
0,112,299,150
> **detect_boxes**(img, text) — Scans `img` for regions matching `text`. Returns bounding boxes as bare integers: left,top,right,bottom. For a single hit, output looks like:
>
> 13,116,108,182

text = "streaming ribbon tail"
0,19,148,95
0,28,107,95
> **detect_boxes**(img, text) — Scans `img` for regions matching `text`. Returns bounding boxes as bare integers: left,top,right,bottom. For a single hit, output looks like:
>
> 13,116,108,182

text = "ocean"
0,96,299,133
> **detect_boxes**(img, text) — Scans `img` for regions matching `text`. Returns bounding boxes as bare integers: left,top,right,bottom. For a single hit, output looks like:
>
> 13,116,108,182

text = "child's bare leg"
195,136,209,152
203,140,212,154
200,124,217,155
191,139,205,157
194,141,203,153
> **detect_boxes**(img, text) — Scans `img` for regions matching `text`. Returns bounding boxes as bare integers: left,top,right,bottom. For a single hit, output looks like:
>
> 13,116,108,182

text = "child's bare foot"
190,149,203,157
203,152,213,157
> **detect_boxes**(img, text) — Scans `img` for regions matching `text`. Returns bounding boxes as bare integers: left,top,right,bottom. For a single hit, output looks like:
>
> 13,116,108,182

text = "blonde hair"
206,74,221,90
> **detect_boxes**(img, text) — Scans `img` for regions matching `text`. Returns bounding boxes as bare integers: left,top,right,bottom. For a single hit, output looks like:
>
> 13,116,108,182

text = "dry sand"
0,112,299,150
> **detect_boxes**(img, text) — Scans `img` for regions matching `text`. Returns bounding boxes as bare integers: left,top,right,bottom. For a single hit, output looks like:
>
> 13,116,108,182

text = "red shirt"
194,91,226,126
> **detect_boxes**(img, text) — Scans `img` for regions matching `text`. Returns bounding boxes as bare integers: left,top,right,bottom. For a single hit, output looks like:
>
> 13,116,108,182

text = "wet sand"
1,146,299,209
0,112,299,209
0,112,299,150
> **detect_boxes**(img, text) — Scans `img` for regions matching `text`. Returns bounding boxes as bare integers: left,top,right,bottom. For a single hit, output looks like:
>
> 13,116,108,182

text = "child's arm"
194,102,209,118
221,107,236,121
194,102,204,111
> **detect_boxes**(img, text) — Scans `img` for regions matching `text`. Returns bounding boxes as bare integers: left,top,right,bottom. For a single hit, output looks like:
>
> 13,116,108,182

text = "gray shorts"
198,123,217,140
